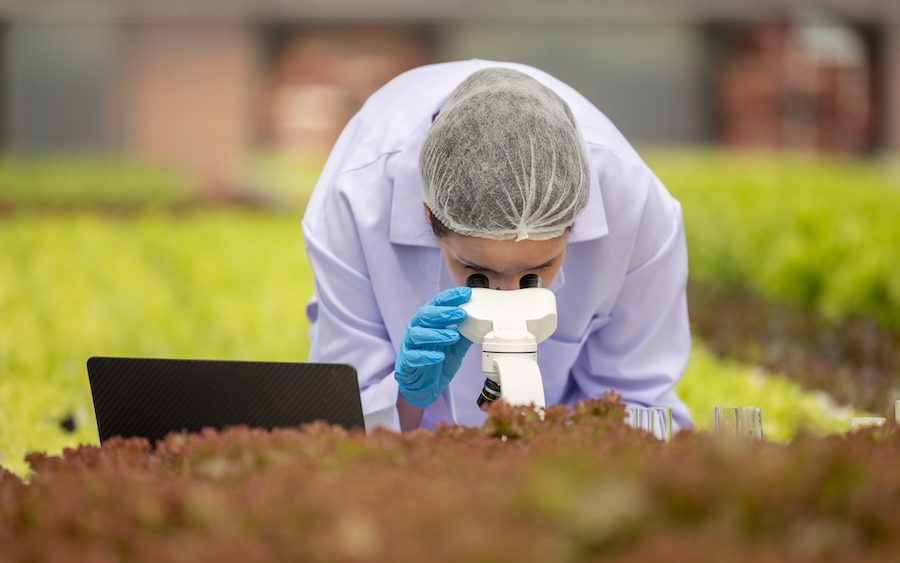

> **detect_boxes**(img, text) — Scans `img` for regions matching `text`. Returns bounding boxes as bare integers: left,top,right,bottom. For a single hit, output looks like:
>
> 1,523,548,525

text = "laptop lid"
87,356,364,444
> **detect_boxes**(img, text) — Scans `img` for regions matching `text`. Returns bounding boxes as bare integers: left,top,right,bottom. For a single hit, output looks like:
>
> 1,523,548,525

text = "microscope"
459,273,558,410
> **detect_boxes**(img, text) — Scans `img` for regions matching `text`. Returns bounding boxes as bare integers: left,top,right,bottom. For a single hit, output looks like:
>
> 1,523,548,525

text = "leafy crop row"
0,211,866,477
676,345,866,441
0,157,195,206
0,152,323,209
648,151,900,328
0,211,313,476
8,151,899,327
687,282,900,414
3,394,899,563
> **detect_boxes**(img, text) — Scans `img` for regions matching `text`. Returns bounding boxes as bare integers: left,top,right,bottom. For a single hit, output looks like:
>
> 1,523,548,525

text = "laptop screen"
87,357,363,444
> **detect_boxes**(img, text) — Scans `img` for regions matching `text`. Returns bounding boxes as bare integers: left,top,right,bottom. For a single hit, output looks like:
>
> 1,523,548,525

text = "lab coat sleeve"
568,188,694,434
302,176,401,433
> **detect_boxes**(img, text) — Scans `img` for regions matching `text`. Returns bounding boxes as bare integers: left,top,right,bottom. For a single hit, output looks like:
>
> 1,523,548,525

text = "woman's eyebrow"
459,259,491,271
459,256,558,272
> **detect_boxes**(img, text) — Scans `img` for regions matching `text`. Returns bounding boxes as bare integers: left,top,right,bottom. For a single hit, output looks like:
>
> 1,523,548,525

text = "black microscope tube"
477,378,502,410
519,274,542,288
466,273,490,288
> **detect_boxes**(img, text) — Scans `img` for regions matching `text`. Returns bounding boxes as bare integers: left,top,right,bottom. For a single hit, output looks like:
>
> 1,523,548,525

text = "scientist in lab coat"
302,59,693,434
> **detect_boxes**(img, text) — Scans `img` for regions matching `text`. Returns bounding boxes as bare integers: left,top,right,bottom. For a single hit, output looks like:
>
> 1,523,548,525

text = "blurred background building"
1,0,898,196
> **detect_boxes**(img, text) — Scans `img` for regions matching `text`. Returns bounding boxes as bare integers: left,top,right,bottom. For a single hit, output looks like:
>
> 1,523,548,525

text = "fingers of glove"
404,326,460,348
449,334,473,354
411,305,466,328
428,286,472,307
398,371,435,394
436,366,456,396
394,363,435,394
396,348,444,374
438,337,473,389
443,334,472,357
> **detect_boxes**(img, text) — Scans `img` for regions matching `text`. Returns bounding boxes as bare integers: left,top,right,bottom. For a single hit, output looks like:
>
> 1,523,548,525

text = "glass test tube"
714,406,763,439
626,406,673,442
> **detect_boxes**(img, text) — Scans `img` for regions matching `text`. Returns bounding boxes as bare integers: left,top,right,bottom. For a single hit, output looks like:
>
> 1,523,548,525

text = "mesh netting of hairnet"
419,67,590,242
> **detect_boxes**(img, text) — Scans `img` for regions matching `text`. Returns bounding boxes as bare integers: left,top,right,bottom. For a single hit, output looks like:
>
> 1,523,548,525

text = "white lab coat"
302,59,693,433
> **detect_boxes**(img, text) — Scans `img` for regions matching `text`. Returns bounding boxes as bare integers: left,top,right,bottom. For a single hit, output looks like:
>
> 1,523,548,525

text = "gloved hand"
395,286,473,409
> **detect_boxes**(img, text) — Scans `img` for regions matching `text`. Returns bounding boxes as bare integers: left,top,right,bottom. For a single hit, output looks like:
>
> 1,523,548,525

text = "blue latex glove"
395,286,473,409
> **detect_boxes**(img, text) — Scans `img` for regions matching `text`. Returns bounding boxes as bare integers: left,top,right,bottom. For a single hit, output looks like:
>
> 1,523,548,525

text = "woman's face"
436,229,568,291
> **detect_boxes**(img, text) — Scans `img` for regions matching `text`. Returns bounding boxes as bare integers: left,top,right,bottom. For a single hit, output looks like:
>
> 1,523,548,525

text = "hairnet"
419,67,590,242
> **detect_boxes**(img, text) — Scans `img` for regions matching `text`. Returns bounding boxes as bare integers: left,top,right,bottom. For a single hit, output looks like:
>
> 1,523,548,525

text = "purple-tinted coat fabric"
302,59,693,433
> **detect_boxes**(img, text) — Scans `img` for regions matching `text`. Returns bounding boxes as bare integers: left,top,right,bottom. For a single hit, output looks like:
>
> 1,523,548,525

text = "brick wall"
716,20,877,155
263,25,433,158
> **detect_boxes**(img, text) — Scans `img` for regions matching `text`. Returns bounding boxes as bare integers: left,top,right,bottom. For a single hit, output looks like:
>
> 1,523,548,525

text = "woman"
302,59,693,433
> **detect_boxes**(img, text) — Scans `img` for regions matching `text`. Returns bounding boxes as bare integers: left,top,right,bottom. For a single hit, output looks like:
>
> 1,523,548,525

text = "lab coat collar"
389,97,610,249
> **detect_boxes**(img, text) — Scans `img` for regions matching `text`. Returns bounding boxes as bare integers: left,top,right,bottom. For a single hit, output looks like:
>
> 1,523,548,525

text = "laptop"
87,356,364,444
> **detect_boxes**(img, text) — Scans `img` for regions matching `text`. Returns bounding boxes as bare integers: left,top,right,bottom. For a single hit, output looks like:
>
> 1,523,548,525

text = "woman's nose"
495,275,523,291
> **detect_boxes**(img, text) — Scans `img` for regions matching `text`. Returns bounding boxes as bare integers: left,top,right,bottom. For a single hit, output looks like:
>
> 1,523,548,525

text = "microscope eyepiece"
466,273,490,288
519,273,542,289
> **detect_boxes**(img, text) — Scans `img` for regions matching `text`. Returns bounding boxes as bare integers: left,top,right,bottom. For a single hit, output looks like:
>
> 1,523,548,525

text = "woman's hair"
426,205,452,238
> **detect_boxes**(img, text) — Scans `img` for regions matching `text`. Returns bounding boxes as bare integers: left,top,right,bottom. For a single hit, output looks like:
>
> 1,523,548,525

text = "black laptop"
87,357,364,444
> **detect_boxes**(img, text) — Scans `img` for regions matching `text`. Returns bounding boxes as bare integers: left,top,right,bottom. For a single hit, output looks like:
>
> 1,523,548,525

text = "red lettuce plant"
2,392,899,562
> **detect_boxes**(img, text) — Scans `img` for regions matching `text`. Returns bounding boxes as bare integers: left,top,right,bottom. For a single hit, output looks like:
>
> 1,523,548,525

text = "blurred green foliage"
0,153,326,210
0,156,195,205
647,151,900,327
0,208,866,477
244,152,327,209
3,151,891,475
0,211,313,476
678,344,867,442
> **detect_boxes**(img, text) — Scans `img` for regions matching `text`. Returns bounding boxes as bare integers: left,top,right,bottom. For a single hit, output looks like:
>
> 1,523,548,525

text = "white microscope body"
459,288,557,409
